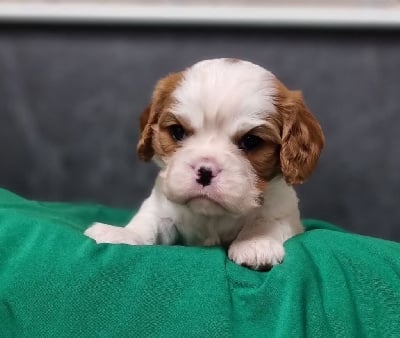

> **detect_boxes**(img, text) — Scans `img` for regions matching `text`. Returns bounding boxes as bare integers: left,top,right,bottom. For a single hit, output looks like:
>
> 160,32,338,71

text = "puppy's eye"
239,134,263,151
169,124,186,141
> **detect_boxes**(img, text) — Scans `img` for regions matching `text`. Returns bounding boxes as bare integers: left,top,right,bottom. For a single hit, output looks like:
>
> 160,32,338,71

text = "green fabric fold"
0,188,399,337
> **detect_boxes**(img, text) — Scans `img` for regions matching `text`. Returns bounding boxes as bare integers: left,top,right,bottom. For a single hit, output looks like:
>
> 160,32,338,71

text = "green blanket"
0,188,399,337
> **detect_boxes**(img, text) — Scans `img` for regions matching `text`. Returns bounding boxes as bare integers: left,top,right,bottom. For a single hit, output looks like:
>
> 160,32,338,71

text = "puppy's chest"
174,214,243,247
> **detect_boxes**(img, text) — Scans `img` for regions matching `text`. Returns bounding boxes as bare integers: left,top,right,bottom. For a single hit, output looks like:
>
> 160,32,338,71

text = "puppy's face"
137,59,324,216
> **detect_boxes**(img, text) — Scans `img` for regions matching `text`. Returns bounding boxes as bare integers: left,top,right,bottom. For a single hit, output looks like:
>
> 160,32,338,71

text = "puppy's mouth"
185,194,230,216
186,194,223,207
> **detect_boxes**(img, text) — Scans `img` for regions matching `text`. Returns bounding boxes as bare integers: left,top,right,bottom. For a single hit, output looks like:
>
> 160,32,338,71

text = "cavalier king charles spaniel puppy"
85,58,324,270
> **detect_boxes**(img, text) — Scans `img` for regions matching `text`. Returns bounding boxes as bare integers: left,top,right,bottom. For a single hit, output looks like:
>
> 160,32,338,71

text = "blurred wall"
0,25,399,240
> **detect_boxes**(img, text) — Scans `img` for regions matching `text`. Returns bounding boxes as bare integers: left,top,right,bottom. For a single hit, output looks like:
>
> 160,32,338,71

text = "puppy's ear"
277,89,324,185
137,104,155,161
136,72,183,162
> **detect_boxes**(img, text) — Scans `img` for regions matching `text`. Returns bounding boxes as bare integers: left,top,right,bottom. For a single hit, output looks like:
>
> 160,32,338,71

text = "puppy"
85,58,324,270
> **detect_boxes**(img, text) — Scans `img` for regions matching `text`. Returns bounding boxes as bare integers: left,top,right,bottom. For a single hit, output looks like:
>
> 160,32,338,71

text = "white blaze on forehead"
172,58,277,133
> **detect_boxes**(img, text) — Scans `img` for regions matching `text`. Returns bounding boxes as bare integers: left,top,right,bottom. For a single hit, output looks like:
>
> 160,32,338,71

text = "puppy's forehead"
172,59,277,131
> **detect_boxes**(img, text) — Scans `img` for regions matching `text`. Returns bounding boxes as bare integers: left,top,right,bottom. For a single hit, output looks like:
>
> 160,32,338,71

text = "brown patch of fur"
137,72,183,161
236,121,282,191
273,79,325,185
250,143,281,188
139,105,151,133
153,113,194,158
153,128,179,157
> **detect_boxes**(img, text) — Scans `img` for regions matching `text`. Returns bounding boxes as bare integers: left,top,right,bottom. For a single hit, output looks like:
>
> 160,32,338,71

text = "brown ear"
278,89,324,185
137,104,155,161
136,72,183,162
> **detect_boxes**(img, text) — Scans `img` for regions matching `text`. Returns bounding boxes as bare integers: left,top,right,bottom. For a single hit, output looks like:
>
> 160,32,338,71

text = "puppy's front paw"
84,222,144,245
228,238,285,270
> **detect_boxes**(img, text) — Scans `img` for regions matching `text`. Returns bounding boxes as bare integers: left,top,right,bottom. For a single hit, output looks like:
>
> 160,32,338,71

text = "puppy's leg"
228,217,302,270
84,191,178,245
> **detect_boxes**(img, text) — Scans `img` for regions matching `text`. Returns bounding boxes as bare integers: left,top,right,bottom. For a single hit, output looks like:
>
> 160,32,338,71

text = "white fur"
85,58,304,270
173,59,276,134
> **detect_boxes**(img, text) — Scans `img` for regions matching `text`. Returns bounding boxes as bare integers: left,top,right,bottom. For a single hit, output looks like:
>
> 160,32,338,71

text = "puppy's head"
137,59,324,216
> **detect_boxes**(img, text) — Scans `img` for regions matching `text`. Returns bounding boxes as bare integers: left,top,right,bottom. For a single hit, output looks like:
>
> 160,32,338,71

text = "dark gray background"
0,25,399,241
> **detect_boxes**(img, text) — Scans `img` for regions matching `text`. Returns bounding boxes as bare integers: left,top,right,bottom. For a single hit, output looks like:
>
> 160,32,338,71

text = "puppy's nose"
196,166,213,187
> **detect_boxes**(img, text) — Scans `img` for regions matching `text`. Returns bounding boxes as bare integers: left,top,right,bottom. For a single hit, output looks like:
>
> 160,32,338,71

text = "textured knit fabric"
0,188,399,337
